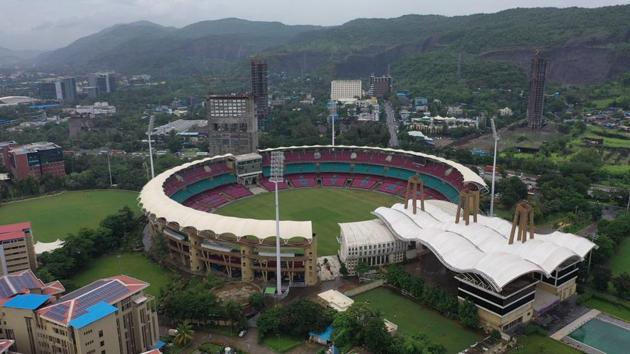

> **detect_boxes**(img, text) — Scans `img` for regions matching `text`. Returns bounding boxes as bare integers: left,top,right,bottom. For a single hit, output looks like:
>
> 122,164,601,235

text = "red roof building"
0,223,37,276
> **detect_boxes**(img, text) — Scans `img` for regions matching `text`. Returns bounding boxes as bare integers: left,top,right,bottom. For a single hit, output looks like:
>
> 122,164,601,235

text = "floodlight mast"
147,116,155,179
490,118,500,217
328,100,337,146
270,151,285,295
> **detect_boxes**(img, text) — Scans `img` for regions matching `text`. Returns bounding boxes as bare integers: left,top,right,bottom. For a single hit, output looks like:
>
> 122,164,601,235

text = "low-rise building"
71,102,117,117
0,223,37,276
338,219,407,275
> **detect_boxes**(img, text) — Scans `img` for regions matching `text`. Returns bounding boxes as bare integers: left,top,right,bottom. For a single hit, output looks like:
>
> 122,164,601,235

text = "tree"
612,273,630,299
174,321,193,347
592,265,612,291
249,293,265,312
458,300,480,329
223,301,245,333
355,261,370,278
497,176,528,209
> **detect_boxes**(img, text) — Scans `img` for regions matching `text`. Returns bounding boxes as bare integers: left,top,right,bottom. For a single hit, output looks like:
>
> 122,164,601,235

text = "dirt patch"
212,282,261,305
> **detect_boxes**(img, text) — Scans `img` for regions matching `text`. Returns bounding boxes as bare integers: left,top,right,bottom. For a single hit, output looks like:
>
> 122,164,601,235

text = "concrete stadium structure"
139,145,484,287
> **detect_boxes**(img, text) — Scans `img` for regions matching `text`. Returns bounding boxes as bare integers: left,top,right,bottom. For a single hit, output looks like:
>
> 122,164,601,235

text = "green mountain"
34,19,321,76
32,5,630,86
268,5,630,85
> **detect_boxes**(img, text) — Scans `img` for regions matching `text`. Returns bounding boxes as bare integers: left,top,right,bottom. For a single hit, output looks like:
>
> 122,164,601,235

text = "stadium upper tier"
372,201,596,291
139,146,487,241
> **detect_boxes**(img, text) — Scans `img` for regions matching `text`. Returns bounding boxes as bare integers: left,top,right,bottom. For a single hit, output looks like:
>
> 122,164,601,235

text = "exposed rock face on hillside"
482,46,630,85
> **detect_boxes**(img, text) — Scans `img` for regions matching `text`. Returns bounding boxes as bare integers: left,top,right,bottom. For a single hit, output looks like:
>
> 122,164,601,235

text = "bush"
612,273,630,300
592,265,612,291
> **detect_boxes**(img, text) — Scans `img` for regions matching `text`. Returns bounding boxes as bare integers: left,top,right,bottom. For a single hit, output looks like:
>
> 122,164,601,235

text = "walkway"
550,309,600,340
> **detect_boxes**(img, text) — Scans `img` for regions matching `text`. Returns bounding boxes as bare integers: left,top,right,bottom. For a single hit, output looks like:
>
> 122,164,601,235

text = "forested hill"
31,5,630,84
33,18,321,76
269,5,630,85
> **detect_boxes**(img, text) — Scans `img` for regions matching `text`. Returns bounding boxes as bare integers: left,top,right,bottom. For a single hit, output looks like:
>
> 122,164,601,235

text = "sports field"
0,190,139,242
216,188,400,256
70,252,172,297
353,287,481,353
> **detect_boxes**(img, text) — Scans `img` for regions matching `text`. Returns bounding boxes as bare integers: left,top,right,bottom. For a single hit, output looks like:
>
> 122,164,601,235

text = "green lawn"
353,287,481,354
610,237,630,275
583,297,630,322
0,190,139,242
262,335,302,353
70,253,172,297
510,334,579,354
216,188,399,256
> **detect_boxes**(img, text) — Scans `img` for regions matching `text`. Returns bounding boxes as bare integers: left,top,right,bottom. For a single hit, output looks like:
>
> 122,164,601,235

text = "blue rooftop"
69,302,117,329
309,325,334,342
4,294,50,310
154,340,166,349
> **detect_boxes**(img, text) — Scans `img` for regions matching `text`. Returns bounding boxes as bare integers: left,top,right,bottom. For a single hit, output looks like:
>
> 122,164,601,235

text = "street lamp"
270,151,285,296
490,118,500,217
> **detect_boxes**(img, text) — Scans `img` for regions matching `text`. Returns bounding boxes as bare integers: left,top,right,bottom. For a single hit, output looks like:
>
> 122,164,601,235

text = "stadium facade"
139,145,484,287
139,144,598,331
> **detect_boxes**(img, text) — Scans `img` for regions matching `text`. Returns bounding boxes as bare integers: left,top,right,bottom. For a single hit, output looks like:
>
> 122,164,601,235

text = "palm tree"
174,321,194,347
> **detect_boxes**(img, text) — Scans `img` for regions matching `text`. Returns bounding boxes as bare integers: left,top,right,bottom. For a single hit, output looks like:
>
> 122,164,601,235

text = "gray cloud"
0,0,628,50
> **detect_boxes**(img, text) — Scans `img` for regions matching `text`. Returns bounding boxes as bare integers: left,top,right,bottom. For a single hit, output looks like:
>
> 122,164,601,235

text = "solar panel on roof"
76,281,128,311
60,280,108,301
0,279,12,298
45,302,71,322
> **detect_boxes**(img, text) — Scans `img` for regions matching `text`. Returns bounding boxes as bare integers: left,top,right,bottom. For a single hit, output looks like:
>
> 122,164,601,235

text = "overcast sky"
1,0,628,51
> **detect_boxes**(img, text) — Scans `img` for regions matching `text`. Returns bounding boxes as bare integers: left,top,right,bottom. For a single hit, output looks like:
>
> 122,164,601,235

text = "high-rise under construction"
250,58,269,130
526,51,547,129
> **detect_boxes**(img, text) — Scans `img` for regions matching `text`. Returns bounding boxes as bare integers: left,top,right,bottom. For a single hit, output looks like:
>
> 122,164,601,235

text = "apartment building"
0,274,159,354
330,80,362,103
0,223,37,276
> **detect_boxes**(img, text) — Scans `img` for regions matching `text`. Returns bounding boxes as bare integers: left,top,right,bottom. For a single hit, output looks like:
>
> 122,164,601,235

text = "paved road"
384,102,399,148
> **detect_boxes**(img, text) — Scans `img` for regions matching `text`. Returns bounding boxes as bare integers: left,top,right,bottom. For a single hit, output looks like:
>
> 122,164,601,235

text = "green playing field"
215,188,400,256
0,190,139,242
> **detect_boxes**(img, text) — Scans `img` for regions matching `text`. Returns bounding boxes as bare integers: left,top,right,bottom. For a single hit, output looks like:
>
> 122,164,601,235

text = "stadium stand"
321,174,348,187
351,175,378,190
288,174,317,188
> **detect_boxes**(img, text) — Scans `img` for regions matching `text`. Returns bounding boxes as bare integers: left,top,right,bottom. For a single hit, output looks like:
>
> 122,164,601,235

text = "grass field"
70,253,172,297
510,334,579,354
262,335,302,353
610,237,630,275
216,188,399,256
353,287,481,354
0,190,139,242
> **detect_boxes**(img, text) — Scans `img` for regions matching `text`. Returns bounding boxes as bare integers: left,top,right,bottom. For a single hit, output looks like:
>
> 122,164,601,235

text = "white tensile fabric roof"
371,200,596,291
138,154,313,240
339,219,399,247
259,145,487,189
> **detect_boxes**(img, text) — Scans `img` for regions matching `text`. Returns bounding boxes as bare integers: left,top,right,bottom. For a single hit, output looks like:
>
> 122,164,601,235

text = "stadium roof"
0,340,14,354
138,154,313,240
371,200,596,291
259,145,487,190
38,275,147,326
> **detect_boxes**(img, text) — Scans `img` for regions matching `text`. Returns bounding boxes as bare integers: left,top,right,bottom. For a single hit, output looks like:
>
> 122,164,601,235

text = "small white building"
317,289,354,312
338,219,407,275
498,107,513,117
73,102,117,117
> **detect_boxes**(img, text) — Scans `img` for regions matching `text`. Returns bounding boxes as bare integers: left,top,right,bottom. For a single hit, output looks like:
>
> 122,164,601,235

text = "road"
384,102,399,148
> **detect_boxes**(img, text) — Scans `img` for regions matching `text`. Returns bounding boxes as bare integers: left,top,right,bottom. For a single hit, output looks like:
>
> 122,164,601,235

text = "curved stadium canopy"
371,200,596,291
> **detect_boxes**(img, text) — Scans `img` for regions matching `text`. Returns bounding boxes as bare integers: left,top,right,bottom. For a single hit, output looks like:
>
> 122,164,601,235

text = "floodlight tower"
327,100,337,146
490,118,500,217
270,151,285,295
147,116,155,179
